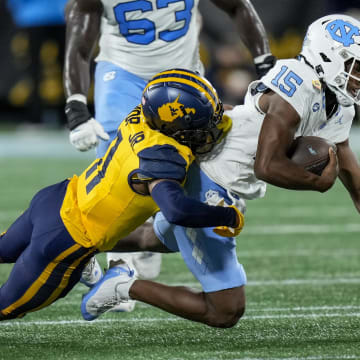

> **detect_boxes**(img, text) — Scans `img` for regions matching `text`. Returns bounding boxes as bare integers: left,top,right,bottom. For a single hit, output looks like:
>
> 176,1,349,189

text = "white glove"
69,118,109,152
65,94,110,152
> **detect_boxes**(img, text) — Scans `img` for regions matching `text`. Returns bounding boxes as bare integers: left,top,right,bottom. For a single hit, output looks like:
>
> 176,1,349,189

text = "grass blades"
0,156,359,360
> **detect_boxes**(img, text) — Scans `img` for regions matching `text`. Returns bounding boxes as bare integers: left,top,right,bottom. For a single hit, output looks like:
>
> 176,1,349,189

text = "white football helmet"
301,14,360,107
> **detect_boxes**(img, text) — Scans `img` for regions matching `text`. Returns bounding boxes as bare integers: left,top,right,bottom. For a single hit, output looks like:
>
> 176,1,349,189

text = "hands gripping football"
65,94,109,152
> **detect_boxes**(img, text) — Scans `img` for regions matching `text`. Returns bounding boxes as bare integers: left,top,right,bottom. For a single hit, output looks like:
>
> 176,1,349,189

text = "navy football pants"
0,180,96,320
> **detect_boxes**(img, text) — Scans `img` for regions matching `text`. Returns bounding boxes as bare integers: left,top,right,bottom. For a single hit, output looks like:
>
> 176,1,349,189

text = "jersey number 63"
114,0,194,45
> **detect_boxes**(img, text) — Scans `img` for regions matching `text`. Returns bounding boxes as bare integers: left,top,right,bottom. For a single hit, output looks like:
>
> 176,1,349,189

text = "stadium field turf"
0,132,359,360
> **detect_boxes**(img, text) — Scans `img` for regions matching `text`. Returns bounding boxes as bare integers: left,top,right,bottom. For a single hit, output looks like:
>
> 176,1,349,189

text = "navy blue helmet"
142,69,224,154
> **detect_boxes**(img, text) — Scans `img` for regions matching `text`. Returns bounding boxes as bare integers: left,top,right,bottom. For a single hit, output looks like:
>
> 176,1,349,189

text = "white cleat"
133,252,162,280
105,252,162,312
81,264,136,321
80,256,103,288
109,299,137,313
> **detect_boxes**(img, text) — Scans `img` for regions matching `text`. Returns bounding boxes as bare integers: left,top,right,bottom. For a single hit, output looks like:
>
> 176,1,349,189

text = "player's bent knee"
206,304,246,328
204,286,246,328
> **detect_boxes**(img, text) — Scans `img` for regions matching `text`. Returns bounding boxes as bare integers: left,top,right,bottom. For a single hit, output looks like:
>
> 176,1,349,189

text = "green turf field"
0,153,359,360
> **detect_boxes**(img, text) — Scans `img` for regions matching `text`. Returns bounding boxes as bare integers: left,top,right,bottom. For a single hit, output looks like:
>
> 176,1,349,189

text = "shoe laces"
83,258,96,278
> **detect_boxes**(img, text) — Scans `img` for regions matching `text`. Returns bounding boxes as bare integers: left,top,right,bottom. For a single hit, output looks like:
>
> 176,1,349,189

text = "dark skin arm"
210,0,270,57
63,0,103,98
337,140,360,213
254,91,338,192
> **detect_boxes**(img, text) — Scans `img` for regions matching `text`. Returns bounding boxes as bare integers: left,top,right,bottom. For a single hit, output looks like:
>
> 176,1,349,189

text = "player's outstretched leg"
81,262,137,321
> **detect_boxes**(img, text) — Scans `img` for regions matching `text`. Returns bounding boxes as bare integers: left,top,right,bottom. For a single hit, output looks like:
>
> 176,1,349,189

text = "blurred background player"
81,14,360,325
0,69,245,321
63,0,275,310
5,0,67,126
2,1,359,126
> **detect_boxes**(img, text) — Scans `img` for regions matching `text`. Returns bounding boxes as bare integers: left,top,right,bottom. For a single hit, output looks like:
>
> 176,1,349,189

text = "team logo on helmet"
325,19,360,47
142,68,224,154
158,95,196,123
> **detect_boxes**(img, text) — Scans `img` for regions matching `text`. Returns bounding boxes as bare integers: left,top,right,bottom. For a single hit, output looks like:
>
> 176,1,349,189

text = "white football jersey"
97,0,203,79
200,58,355,201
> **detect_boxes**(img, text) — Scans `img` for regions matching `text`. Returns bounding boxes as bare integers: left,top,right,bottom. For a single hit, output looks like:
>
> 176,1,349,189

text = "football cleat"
81,264,136,321
109,299,137,313
107,252,161,312
80,256,103,288
133,252,162,280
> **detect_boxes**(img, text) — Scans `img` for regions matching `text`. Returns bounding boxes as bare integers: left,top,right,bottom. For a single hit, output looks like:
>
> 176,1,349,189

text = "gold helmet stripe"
144,70,219,111
152,69,219,101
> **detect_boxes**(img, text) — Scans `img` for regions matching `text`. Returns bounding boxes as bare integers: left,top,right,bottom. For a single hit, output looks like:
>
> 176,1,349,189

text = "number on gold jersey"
85,130,124,194
113,0,194,45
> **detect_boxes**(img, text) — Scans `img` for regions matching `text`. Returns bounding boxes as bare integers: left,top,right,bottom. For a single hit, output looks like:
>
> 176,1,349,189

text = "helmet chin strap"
330,86,355,107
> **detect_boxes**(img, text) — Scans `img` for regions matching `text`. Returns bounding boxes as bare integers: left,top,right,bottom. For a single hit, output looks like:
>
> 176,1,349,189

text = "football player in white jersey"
81,14,360,327
63,0,275,309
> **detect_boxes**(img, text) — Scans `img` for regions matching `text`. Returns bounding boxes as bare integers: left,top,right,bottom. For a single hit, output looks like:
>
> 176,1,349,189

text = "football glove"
213,205,245,238
65,95,109,152
254,53,277,78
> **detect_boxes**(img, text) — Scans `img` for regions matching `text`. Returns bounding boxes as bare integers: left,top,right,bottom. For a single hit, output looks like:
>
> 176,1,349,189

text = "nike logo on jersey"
335,116,343,124
103,71,116,82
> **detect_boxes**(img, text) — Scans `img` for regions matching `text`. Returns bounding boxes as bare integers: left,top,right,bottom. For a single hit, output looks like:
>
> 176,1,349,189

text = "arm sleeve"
151,180,238,228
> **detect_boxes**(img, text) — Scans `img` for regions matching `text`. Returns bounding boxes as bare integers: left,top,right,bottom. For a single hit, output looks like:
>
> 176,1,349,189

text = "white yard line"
247,206,355,217
159,278,360,288
247,278,360,286
1,312,360,327
238,249,358,258
246,305,360,312
65,277,360,297
243,223,360,235
3,217,359,237
202,356,358,360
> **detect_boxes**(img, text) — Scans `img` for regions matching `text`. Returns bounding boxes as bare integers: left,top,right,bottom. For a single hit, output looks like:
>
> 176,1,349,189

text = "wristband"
254,53,273,64
66,93,87,104
65,100,92,130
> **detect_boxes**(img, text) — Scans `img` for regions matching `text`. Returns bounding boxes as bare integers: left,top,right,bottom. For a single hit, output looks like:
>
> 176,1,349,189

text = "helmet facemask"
328,55,360,107
172,101,224,155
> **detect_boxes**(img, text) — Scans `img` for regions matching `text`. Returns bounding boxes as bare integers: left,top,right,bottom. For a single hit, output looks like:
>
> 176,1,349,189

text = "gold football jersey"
60,106,194,251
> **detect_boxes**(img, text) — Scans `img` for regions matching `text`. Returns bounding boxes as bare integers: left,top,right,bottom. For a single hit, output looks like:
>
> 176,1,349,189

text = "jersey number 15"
271,65,303,97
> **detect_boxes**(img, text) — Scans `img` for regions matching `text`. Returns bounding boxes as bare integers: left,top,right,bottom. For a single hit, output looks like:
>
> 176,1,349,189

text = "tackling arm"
337,140,360,213
148,179,244,236
254,91,338,192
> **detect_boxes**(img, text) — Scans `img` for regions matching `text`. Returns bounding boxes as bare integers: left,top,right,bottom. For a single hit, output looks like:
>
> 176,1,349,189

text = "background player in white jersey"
63,0,275,306
81,14,360,326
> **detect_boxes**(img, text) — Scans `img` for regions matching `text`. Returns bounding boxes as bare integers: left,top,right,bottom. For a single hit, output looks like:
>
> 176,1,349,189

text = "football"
287,136,336,176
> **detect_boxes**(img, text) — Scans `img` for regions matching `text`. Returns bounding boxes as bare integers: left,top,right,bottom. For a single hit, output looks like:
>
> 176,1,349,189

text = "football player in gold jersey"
0,69,243,320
